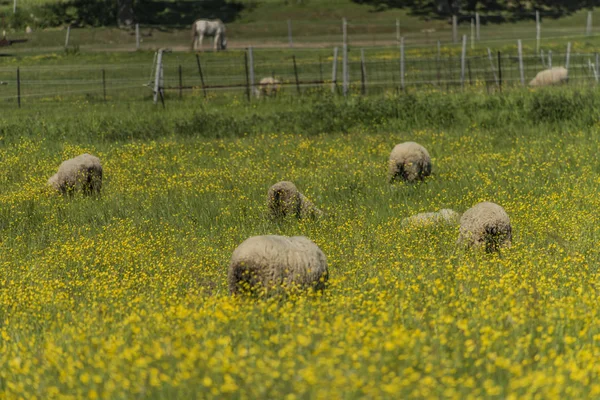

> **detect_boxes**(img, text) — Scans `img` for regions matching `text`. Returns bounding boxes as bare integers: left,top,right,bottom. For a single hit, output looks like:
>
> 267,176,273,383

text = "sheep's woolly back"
48,153,103,195
256,77,281,98
267,181,322,220
228,235,328,294
402,208,461,228
458,202,512,252
388,141,432,183
529,67,568,87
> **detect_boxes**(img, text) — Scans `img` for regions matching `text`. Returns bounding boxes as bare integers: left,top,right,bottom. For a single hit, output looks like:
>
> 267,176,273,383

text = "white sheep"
401,208,461,228
458,202,512,252
267,181,322,220
529,67,568,87
48,153,102,195
388,141,432,183
228,235,328,295
255,77,281,98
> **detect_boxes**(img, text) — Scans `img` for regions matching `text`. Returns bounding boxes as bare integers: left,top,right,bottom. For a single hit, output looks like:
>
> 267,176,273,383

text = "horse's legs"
213,33,219,52
199,33,204,51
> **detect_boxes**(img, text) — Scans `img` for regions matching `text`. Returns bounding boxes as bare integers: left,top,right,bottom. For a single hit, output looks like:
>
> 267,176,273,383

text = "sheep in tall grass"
255,77,281,98
458,202,512,252
228,235,328,295
267,181,322,220
529,67,568,87
48,153,102,195
388,141,432,183
402,208,461,228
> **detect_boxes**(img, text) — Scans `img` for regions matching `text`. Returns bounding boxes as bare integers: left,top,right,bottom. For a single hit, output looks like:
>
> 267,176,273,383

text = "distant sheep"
48,153,102,195
228,235,328,295
388,141,432,183
402,208,461,228
529,67,568,87
267,181,322,220
458,202,512,252
255,77,281,98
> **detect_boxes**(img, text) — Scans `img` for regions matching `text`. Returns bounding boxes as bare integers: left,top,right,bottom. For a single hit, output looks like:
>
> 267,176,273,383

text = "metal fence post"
536,11,541,54
518,39,525,86
135,23,140,49
64,25,71,49
400,37,405,91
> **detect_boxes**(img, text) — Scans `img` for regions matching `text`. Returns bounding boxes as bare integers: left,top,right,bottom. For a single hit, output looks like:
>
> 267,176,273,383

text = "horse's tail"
190,21,197,50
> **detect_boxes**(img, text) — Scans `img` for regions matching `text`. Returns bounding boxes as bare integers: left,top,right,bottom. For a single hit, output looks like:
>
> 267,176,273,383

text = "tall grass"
1,88,600,398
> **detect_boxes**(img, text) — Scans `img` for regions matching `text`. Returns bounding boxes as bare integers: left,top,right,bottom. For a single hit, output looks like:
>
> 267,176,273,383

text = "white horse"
191,19,227,52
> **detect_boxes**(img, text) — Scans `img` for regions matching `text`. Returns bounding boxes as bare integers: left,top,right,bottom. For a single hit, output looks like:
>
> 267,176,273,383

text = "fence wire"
1,48,599,107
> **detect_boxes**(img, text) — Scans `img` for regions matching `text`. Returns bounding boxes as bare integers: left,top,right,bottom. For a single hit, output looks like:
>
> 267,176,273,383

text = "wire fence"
1,46,600,107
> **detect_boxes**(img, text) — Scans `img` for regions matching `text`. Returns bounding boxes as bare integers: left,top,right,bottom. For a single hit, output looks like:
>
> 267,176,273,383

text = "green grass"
1,89,600,398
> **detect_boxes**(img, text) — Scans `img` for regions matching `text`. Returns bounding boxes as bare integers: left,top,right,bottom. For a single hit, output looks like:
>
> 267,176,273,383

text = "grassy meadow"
1,89,600,398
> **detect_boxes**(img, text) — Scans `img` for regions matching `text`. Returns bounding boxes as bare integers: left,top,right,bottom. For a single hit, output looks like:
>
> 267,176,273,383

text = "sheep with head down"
255,77,281,98
402,208,461,228
48,153,103,195
458,202,512,252
267,181,322,220
529,67,568,87
388,141,432,183
228,235,328,295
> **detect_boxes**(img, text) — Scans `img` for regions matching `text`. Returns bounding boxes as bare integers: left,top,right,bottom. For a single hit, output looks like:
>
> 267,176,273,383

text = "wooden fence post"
102,68,106,101
476,12,480,40
248,47,255,96
244,51,250,101
470,18,475,50
342,18,348,96
360,48,366,95
292,55,300,94
452,15,458,43
178,65,182,99
16,67,20,108
460,35,467,88
195,54,207,98
332,47,338,94
497,50,502,90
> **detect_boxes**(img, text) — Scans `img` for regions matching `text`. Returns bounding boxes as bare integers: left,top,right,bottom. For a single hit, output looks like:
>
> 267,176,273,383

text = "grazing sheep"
402,208,461,228
228,235,328,295
529,67,568,87
267,181,322,220
255,77,281,98
458,202,512,252
388,141,432,183
48,153,102,195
